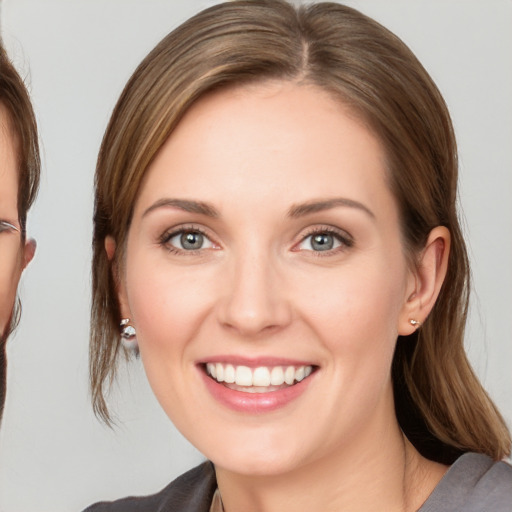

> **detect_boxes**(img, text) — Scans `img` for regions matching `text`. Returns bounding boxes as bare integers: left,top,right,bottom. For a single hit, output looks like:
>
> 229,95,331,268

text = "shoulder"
82,461,217,512
420,452,512,512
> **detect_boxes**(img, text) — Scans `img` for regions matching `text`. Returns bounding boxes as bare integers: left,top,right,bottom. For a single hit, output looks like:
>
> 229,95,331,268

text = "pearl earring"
120,318,138,352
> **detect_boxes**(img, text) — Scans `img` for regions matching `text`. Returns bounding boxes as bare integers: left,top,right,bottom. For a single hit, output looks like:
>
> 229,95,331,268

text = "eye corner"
0,220,20,234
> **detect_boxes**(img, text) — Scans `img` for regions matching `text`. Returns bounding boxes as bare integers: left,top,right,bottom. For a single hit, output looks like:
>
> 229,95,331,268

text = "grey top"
84,452,512,511
419,452,512,511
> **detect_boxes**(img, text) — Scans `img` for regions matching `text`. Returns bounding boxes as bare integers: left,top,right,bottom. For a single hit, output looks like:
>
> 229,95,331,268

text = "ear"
398,226,450,335
22,238,36,269
105,236,132,321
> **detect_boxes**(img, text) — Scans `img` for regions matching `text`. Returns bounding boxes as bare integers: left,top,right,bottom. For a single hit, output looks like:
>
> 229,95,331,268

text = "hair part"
90,0,510,460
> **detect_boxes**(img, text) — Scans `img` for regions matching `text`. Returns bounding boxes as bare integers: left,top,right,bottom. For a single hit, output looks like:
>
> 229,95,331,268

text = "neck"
215,419,447,512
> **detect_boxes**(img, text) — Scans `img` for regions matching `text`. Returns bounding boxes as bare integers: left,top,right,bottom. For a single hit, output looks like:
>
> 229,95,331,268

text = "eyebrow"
142,198,219,218
142,197,374,221
288,198,375,219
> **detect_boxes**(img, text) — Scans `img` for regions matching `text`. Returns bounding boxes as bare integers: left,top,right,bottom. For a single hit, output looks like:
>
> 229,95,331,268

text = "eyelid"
0,220,20,232
293,225,354,253
159,224,212,243
158,224,219,253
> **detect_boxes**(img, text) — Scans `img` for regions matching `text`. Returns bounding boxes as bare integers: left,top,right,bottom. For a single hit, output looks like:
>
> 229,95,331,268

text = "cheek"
0,255,23,335
301,258,405,329
295,257,407,373
126,258,214,353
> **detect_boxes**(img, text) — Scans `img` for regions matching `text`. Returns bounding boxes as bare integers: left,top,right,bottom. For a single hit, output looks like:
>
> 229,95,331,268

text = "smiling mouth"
204,362,315,393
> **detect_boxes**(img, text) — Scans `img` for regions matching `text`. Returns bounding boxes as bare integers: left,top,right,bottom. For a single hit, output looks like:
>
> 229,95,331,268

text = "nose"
216,250,292,337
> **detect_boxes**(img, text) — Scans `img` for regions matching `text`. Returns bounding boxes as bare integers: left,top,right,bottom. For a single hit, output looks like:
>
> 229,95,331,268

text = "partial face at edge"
0,104,35,339
114,82,446,476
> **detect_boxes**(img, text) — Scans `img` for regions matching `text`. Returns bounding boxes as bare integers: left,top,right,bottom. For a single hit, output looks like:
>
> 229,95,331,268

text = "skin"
0,103,35,340
110,81,450,511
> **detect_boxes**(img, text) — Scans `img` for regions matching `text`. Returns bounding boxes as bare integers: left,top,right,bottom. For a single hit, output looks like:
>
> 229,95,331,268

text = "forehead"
0,103,20,212
135,81,390,212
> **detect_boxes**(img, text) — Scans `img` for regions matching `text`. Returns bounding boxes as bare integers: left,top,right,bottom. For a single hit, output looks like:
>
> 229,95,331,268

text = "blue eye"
297,229,352,253
310,233,336,251
165,230,214,251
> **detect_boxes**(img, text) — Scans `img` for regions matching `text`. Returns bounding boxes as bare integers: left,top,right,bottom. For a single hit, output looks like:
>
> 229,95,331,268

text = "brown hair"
0,43,40,420
90,0,510,461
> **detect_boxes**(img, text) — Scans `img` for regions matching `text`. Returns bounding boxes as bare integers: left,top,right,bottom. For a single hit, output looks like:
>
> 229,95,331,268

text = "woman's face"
118,82,420,476
0,104,34,339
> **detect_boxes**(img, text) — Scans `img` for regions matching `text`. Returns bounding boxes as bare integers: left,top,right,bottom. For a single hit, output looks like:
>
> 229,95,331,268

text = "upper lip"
197,355,317,368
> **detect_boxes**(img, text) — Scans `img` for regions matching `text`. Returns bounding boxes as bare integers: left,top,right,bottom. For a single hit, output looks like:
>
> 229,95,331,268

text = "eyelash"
0,220,19,234
295,226,354,256
158,224,353,257
158,225,215,255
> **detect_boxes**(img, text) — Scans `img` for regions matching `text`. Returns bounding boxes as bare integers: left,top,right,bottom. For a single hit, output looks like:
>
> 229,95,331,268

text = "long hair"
90,0,510,461
0,43,40,421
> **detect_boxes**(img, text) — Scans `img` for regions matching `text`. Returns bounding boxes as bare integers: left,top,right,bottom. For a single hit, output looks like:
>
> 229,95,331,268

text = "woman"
86,1,512,510
0,44,39,423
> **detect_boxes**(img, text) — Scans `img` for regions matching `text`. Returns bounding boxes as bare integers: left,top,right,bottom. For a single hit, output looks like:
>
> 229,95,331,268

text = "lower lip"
199,367,315,413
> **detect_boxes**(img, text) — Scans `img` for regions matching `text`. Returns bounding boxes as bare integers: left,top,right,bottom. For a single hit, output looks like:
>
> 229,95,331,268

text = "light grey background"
0,1,510,511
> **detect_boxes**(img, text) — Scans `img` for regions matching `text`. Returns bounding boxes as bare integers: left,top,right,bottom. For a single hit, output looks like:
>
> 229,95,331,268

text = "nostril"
217,297,292,336
220,318,286,338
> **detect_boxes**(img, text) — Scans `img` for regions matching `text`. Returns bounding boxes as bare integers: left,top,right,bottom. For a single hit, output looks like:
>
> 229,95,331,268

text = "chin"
211,450,302,477
193,427,310,477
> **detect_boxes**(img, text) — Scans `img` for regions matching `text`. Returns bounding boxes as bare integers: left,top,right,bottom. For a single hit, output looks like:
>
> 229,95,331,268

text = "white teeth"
253,367,271,387
206,363,314,388
224,364,235,384
270,366,285,385
206,363,216,378
235,366,253,386
284,366,295,385
215,363,224,382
